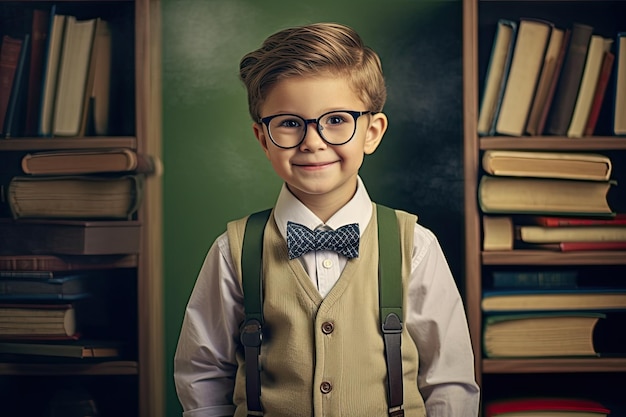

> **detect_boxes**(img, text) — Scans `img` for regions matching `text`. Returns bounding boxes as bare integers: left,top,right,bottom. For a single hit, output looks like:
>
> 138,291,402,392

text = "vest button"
320,381,332,394
321,321,334,334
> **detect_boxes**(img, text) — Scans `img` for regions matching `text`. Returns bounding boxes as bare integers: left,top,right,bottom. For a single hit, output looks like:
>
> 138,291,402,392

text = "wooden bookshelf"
463,0,626,413
0,1,162,416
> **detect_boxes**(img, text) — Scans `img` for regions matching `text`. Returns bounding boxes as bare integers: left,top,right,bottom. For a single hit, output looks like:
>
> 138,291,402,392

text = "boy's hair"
239,22,387,121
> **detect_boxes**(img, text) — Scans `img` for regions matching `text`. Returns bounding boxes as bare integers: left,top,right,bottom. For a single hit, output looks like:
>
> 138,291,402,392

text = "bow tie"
286,221,360,260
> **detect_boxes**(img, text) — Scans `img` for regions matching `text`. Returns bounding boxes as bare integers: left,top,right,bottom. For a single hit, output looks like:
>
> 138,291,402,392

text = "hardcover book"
0,273,92,301
483,312,603,358
481,288,626,313
546,23,594,136
495,18,553,136
0,303,77,338
21,149,160,176
478,175,615,216
7,175,144,220
567,35,613,138
0,339,121,359
486,397,610,417
0,254,138,271
517,225,626,244
2,34,30,138
615,32,626,135
477,19,517,136
0,220,141,255
481,150,612,181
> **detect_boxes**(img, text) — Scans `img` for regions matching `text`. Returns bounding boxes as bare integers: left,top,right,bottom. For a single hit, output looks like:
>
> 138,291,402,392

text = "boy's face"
253,74,387,210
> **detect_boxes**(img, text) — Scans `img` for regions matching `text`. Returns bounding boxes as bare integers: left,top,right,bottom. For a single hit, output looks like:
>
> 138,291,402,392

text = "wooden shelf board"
480,137,626,151
483,358,626,373
0,360,138,375
482,250,626,265
0,137,137,151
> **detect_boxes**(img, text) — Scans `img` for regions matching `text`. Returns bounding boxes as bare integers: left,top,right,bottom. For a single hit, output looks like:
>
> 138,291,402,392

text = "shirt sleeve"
174,232,242,417
406,224,481,417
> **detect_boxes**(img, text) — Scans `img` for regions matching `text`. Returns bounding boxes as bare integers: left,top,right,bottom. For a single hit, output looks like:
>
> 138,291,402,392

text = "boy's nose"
300,122,327,151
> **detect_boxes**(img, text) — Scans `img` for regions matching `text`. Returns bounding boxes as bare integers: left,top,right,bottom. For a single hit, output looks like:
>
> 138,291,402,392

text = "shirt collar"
274,176,373,241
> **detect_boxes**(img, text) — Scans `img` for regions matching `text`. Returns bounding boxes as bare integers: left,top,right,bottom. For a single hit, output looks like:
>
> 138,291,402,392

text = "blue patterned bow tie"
286,221,360,260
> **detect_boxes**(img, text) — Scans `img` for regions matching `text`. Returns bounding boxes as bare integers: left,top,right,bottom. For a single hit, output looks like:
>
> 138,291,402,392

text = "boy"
174,22,479,417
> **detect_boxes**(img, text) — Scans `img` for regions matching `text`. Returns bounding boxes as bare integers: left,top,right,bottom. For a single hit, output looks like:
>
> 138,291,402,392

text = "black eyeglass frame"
258,110,373,149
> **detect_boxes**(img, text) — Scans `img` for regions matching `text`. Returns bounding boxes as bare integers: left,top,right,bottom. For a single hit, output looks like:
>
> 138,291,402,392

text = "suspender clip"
382,312,403,334
240,319,263,347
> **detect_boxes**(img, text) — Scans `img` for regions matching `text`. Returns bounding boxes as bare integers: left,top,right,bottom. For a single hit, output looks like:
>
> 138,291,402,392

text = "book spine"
2,34,30,138
546,23,594,135
0,36,23,132
584,51,615,136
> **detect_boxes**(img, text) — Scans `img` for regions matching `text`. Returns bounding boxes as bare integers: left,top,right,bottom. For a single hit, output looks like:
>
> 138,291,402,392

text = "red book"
486,397,610,417
0,35,23,130
532,214,626,227
557,241,626,251
584,50,615,136
24,9,51,136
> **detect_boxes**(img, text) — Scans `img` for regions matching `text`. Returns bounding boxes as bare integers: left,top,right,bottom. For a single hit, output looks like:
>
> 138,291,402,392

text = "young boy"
174,22,479,417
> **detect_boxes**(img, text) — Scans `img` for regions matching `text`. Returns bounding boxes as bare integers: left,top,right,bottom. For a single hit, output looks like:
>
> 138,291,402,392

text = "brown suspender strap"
240,205,404,416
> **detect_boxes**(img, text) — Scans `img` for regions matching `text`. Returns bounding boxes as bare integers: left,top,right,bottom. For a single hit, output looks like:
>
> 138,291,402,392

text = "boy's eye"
323,114,347,125
278,118,302,128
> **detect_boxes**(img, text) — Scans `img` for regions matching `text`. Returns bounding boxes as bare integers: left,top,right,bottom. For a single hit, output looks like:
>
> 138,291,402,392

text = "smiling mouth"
293,161,338,169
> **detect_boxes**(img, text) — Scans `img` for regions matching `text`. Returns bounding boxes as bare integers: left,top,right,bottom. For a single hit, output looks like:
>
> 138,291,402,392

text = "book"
21,148,160,176
546,23,594,136
2,33,30,138
491,270,578,289
0,339,121,359
85,18,112,136
529,214,626,227
483,312,604,358
0,220,141,255
528,241,626,252
495,18,553,137
483,215,513,251
52,16,97,136
525,27,565,136
485,397,610,417
567,35,613,138
38,10,67,137
24,9,50,137
0,35,23,133
0,254,138,272
517,225,626,244
481,150,612,181
615,32,626,135
0,303,77,338
478,175,615,216
481,288,626,312
583,50,615,136
0,273,91,301
477,19,517,136
7,175,144,220
536,28,572,136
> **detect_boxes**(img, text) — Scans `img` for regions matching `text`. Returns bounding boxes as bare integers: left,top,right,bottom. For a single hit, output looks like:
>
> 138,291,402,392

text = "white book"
52,16,97,136
567,35,613,137
38,12,67,136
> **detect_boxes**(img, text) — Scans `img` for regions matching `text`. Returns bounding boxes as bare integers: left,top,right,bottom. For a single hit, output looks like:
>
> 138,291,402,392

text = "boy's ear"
363,112,388,155
253,122,271,158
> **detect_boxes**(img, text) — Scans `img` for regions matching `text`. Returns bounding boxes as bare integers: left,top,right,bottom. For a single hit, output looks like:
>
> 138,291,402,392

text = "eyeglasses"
258,110,372,149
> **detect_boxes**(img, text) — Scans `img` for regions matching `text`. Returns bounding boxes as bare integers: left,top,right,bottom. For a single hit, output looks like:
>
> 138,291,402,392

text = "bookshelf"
0,1,163,416
463,0,626,413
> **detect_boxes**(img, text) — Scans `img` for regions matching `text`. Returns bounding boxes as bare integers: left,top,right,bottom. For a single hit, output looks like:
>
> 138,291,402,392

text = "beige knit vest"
227,204,426,417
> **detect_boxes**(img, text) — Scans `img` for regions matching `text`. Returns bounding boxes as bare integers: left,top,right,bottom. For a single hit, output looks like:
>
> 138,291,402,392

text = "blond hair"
239,23,387,121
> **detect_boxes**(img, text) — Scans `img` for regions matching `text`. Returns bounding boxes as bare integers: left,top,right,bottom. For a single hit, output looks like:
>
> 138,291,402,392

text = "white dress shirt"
174,177,480,417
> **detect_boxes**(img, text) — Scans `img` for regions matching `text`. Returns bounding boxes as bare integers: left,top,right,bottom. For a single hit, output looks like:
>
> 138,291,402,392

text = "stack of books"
482,266,626,359
0,7,113,138
478,18,624,137
479,150,626,252
4,148,159,222
0,265,124,359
